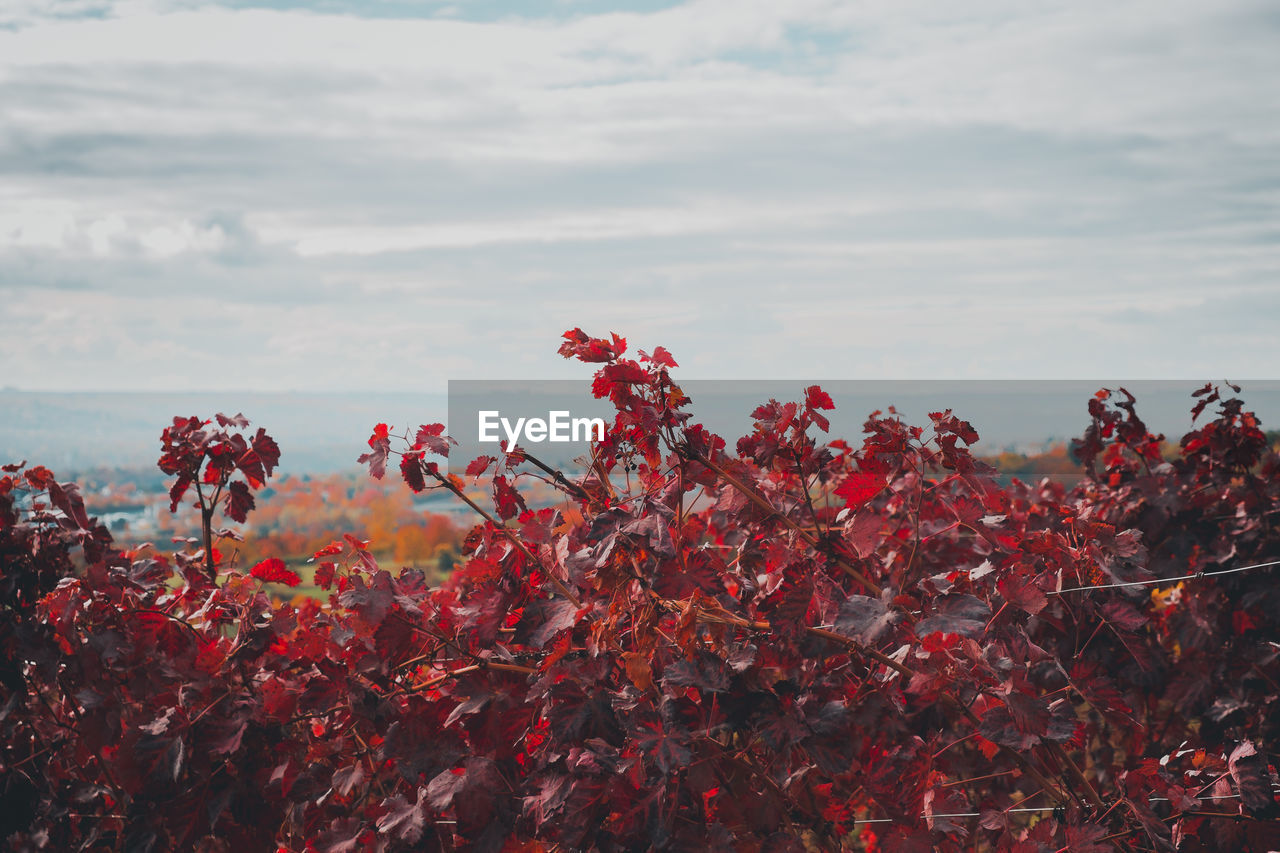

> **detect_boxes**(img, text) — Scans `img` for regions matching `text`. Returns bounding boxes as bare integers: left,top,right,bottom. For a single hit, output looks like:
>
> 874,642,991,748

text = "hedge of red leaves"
2,332,1279,852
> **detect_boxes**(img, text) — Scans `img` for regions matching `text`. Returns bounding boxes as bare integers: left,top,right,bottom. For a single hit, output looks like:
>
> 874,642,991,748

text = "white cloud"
0,206,77,250
0,197,229,258
245,196,898,255
86,214,128,255
138,220,226,257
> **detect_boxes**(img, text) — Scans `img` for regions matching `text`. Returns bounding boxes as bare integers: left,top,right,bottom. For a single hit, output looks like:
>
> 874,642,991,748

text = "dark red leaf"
400,452,427,493
492,475,525,521
998,572,1047,615
225,480,255,523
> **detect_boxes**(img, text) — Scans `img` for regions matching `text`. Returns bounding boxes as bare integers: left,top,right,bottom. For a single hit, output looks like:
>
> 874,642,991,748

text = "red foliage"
2,336,1279,852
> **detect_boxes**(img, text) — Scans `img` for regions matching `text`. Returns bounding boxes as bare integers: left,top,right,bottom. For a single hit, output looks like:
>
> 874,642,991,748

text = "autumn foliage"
2,332,1279,852
232,474,462,575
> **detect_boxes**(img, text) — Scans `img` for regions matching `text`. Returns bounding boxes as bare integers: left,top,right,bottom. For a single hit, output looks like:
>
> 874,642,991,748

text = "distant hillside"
0,391,446,475
4,382,1278,477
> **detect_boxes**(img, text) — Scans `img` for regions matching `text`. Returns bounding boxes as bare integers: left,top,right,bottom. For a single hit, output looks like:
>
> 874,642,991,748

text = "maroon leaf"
636,720,692,776
358,423,391,479
224,480,255,523
1229,740,1278,814
377,789,427,844
998,572,1047,615
843,509,882,558
1101,600,1148,632
1064,822,1112,852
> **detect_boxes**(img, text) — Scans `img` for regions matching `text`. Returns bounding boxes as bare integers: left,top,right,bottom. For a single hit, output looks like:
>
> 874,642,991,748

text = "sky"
2,0,1278,391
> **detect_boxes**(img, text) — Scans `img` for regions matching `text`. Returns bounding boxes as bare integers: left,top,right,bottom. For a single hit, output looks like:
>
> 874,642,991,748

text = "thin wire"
1047,558,1280,595
805,558,1280,631
851,790,1276,825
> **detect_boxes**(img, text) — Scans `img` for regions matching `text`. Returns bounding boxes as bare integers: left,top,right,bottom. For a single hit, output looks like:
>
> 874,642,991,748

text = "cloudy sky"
2,0,1278,391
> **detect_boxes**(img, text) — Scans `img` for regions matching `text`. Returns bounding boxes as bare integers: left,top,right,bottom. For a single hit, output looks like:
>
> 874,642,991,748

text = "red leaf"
168,474,193,513
314,561,337,590
413,423,453,457
23,465,56,490
312,541,343,559
805,385,834,412
835,472,882,510
251,557,301,587
640,346,678,368
556,327,626,362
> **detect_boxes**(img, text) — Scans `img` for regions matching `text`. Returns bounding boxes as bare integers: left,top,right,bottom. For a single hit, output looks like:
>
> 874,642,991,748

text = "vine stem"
520,451,593,502
410,660,538,693
1047,741,1105,811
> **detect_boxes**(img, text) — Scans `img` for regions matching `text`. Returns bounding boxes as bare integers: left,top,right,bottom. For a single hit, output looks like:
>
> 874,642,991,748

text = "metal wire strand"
851,789,1280,825
1047,558,1280,595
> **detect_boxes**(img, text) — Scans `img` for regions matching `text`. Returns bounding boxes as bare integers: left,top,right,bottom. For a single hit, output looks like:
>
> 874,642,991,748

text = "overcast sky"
2,0,1278,391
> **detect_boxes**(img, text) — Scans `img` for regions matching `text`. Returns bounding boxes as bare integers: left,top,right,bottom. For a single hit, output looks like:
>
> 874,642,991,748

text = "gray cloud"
0,0,1277,391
